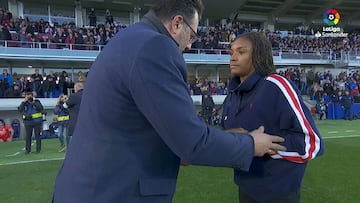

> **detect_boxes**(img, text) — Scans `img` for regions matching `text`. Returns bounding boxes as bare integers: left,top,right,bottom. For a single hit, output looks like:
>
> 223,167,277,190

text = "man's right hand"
249,126,286,157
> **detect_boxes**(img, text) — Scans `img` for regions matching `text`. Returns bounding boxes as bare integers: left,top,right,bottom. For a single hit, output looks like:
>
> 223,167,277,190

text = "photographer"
18,91,44,154
54,94,70,152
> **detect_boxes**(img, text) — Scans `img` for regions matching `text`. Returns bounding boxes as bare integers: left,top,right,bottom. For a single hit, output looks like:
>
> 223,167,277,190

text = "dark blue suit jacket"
53,12,254,203
65,89,83,135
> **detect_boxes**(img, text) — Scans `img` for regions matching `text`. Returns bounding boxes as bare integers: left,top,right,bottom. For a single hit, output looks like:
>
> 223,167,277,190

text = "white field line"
5,152,20,157
323,135,360,139
0,158,64,166
328,131,338,134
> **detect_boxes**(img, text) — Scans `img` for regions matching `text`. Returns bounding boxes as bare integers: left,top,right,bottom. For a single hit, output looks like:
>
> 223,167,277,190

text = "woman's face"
229,37,255,80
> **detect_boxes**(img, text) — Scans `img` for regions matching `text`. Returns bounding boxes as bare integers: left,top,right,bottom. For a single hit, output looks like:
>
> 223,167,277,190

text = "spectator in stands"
43,71,56,98
65,31,75,49
351,85,359,97
222,32,324,203
0,24,11,45
88,8,97,27
0,119,14,142
4,84,21,97
341,90,354,120
74,31,84,50
53,1,285,202
58,71,69,95
105,9,114,26
0,68,13,91
201,90,215,125
332,90,343,103
18,91,44,154
19,27,30,48
299,69,307,95
54,94,70,152
31,68,43,97
52,26,67,49
63,82,84,139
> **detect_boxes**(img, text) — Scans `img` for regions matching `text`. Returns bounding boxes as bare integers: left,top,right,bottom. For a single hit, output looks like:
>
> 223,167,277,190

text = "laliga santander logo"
323,9,340,26
316,8,348,38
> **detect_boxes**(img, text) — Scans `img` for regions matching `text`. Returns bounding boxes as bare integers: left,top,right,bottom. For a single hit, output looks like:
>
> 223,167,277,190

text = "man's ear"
168,15,183,35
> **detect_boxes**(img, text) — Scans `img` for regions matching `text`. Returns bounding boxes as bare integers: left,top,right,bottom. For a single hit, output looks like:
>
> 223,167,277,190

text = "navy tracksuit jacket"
222,72,324,202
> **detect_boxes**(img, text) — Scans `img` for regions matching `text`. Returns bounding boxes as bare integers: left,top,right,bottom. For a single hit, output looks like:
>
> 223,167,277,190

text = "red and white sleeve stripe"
266,74,322,163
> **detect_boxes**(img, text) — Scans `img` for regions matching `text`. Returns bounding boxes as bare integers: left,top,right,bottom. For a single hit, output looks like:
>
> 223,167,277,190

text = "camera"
28,97,34,102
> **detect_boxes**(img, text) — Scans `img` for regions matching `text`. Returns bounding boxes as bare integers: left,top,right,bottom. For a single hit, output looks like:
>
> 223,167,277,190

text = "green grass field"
0,119,360,203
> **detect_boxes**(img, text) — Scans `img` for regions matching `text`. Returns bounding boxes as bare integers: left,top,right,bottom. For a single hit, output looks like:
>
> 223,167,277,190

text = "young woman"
222,32,324,203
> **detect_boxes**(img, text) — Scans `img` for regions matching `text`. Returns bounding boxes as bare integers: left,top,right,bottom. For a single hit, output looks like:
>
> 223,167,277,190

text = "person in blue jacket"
222,32,325,203
53,1,286,202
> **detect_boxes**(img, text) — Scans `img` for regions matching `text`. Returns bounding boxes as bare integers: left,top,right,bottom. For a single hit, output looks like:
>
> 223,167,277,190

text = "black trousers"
239,188,300,203
25,123,42,153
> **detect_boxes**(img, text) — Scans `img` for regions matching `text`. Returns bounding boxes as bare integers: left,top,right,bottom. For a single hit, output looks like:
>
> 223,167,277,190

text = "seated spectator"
0,119,14,142
4,84,21,97
42,117,59,139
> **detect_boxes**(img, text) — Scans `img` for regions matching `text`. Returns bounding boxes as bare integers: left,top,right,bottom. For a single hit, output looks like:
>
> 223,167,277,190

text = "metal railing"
1,39,360,64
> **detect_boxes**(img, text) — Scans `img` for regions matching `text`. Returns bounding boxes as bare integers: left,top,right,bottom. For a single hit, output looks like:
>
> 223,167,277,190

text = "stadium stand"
0,1,359,130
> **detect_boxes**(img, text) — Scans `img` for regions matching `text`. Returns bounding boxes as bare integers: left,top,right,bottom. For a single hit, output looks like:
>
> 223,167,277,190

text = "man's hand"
249,126,286,157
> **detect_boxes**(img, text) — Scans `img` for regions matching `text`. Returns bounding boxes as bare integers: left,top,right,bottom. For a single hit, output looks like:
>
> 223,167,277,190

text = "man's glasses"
183,18,199,44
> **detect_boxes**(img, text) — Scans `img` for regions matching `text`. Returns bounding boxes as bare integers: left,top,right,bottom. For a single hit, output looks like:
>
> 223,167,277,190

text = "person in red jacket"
0,119,14,142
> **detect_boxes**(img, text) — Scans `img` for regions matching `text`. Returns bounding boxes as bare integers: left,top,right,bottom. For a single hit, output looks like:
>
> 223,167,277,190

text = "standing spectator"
63,82,84,138
299,69,307,95
31,68,43,97
74,31,84,50
0,68,13,94
105,9,114,25
18,91,44,154
0,24,11,46
88,8,97,27
0,119,14,142
341,90,354,120
43,71,56,98
53,1,285,202
58,71,69,95
54,94,70,152
201,92,215,125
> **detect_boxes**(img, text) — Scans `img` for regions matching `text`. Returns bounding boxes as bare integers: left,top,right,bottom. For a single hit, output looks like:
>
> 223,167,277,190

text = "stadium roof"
75,0,360,29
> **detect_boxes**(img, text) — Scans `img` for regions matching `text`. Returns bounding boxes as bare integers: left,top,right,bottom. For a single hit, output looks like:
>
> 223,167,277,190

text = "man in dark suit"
63,82,84,138
53,1,285,202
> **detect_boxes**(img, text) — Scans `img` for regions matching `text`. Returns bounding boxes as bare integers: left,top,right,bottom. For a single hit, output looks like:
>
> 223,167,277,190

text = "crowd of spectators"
279,67,360,120
1,7,360,121
0,7,126,49
0,67,87,99
1,6,360,56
